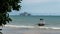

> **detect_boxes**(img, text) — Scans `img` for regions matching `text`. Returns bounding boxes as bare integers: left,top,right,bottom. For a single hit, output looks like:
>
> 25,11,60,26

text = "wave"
5,25,60,30
5,25,34,28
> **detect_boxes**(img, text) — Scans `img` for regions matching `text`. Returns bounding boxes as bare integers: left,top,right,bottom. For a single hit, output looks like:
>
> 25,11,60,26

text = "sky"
9,0,60,15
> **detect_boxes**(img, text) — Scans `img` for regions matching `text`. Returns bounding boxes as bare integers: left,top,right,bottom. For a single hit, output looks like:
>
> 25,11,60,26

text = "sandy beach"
0,27,60,34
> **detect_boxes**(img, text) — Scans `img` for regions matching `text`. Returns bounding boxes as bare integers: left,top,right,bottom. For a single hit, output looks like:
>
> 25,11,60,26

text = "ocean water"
5,15,60,29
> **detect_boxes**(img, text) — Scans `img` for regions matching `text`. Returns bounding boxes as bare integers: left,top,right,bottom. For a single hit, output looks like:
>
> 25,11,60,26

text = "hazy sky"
9,0,60,15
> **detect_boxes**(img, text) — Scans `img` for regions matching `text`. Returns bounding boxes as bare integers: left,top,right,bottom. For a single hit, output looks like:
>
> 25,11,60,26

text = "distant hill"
20,12,31,16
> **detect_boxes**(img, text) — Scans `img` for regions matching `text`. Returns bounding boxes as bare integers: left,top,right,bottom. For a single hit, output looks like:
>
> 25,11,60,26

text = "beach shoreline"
1,26,60,34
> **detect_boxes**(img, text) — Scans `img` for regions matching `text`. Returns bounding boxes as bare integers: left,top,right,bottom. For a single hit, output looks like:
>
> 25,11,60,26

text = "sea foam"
5,25,60,29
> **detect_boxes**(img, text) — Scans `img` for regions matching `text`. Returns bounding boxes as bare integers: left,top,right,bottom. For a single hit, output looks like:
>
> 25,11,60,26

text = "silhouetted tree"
0,0,22,26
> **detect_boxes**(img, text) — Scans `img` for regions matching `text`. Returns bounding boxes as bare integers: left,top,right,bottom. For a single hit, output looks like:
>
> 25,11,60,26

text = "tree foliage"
0,0,22,26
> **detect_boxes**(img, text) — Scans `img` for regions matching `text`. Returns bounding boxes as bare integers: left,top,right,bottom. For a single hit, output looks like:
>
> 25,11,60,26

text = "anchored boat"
38,19,45,26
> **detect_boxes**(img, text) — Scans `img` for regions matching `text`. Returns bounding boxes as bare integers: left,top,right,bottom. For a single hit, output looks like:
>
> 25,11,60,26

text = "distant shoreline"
10,15,60,17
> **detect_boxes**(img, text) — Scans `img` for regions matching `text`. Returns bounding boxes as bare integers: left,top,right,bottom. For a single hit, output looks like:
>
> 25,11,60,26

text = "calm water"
7,15,60,27
2,15,60,34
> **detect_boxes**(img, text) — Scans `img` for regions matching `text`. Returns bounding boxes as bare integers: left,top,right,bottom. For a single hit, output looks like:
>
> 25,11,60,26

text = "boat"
37,19,45,26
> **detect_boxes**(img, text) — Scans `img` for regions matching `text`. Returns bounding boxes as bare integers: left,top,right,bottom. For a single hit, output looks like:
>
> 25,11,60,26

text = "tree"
0,0,22,26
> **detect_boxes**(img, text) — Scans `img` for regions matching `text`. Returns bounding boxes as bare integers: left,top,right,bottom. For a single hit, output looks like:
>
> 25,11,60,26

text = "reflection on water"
0,32,3,34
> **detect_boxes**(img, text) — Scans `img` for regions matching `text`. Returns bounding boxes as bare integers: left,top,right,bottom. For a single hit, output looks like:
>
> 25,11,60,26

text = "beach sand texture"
1,27,60,34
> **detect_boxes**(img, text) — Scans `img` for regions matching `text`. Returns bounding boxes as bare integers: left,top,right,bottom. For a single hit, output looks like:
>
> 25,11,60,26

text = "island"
20,12,31,16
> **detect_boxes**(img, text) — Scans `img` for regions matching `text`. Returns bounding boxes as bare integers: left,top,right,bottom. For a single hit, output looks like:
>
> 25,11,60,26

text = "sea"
1,15,60,34
5,15,60,29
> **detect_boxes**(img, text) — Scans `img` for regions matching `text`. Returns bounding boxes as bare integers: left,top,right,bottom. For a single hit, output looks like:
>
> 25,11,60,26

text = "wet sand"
1,27,60,34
